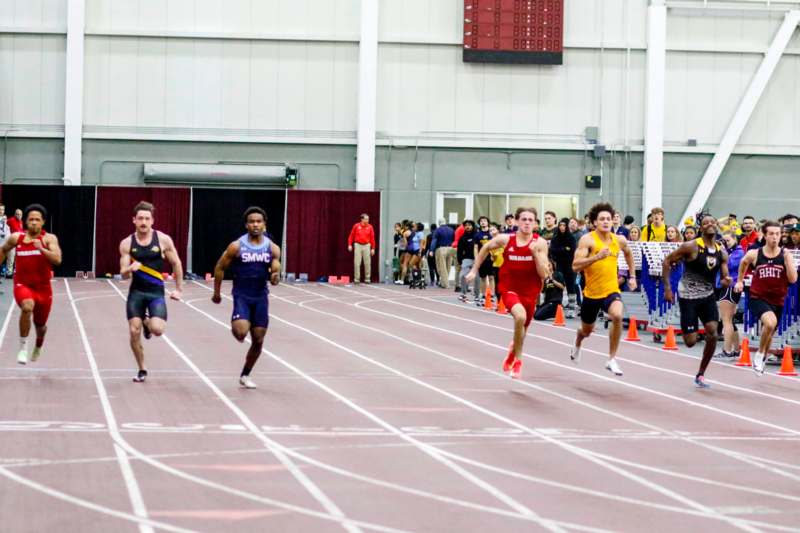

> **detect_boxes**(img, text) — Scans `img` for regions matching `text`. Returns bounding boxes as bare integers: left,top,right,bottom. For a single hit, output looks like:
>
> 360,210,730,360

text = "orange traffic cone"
662,326,678,350
626,316,641,342
735,338,752,367
496,298,508,315
778,345,797,376
484,287,493,310
553,305,566,326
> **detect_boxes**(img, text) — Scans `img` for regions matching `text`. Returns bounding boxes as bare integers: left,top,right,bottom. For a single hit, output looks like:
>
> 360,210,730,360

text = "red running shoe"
503,342,515,373
510,359,522,379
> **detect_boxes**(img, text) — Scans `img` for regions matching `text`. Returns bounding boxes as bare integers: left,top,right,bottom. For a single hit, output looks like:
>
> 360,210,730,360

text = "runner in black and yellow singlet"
663,214,730,388
571,203,637,376
119,201,184,383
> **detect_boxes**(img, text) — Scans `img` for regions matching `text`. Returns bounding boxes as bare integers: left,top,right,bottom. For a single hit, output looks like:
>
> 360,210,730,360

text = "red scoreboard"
463,0,564,65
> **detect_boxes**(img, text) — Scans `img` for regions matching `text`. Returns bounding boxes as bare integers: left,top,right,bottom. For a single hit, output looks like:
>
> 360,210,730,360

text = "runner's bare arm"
532,238,551,279
160,233,184,294
33,233,62,266
0,233,19,264
270,242,282,285
618,236,638,290
465,234,510,283
734,249,758,292
118,238,136,278
572,234,606,272
785,248,798,285
212,241,240,303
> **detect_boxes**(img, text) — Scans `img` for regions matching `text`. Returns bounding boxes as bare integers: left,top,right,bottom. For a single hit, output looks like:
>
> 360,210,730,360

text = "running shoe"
510,359,522,379
458,294,467,303
30,346,42,363
752,352,765,376
569,346,582,365
605,358,623,376
765,354,779,365
694,375,711,389
16,349,27,365
142,321,152,340
239,375,257,389
133,370,148,383
503,343,515,373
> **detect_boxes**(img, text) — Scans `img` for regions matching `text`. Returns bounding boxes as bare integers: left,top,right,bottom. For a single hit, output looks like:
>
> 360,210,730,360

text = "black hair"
588,202,615,224
623,215,635,225
243,206,267,223
477,215,489,224
463,219,476,229
416,222,424,232
24,203,47,222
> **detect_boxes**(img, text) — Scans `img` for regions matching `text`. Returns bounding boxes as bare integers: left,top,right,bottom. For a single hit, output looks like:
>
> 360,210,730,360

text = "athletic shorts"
716,286,741,305
749,298,783,323
580,293,621,325
13,283,53,326
126,289,168,321
679,294,719,334
502,291,539,328
232,293,270,329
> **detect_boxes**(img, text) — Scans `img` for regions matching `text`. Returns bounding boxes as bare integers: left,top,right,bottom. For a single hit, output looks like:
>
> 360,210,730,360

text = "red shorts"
502,291,539,328
14,283,53,326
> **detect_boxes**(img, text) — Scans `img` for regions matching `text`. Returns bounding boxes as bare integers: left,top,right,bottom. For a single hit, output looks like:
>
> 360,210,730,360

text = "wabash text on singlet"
232,234,273,296
498,234,542,298
14,231,53,289
750,247,790,306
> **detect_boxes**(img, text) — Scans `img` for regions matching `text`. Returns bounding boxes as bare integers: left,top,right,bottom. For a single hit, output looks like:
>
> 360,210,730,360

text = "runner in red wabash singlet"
735,221,797,375
0,204,62,365
466,206,550,379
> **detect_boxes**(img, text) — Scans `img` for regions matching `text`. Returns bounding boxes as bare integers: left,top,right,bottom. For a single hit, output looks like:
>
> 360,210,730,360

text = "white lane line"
285,284,800,517
382,284,800,391
64,281,411,533
356,285,800,436
324,285,800,486
101,281,362,533
196,282,763,533
179,285,566,532
0,465,196,533
64,280,154,533
186,282,800,531
0,297,17,355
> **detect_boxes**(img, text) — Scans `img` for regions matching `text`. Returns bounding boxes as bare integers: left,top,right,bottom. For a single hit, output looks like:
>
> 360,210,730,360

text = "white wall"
3,0,800,153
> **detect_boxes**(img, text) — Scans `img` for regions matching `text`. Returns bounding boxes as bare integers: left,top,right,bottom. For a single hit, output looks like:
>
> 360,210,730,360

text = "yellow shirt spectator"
490,246,504,268
641,223,666,242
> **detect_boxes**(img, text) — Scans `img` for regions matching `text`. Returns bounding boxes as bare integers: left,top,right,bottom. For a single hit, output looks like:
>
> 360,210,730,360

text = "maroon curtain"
95,186,190,276
285,190,381,281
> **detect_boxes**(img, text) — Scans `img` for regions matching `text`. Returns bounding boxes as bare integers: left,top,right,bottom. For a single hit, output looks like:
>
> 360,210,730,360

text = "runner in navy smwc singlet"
212,206,282,389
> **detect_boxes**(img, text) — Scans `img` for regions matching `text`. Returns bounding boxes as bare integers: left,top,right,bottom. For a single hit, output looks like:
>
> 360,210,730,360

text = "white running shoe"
752,352,765,376
239,376,257,389
31,347,42,363
16,349,28,365
605,358,623,376
569,346,582,365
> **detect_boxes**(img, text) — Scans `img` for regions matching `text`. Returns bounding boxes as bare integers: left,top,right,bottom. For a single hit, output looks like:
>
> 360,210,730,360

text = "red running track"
1,279,799,532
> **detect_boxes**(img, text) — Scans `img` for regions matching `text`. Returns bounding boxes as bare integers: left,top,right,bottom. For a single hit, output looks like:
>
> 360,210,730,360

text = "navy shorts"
232,293,269,329
126,289,167,321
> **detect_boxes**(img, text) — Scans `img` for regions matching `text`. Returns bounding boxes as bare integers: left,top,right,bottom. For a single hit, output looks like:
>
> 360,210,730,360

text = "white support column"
63,0,86,185
680,10,800,225
643,0,666,223
356,0,378,192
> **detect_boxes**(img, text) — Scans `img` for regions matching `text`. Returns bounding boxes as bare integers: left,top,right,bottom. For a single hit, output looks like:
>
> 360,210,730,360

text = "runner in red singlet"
0,204,62,365
735,221,797,375
467,206,550,379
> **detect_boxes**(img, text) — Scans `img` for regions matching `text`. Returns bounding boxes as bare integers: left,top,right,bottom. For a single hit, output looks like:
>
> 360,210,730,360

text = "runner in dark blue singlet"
212,206,281,389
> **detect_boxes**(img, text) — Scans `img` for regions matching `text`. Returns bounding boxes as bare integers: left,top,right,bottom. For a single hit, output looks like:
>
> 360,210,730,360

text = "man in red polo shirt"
739,215,759,250
347,213,376,284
